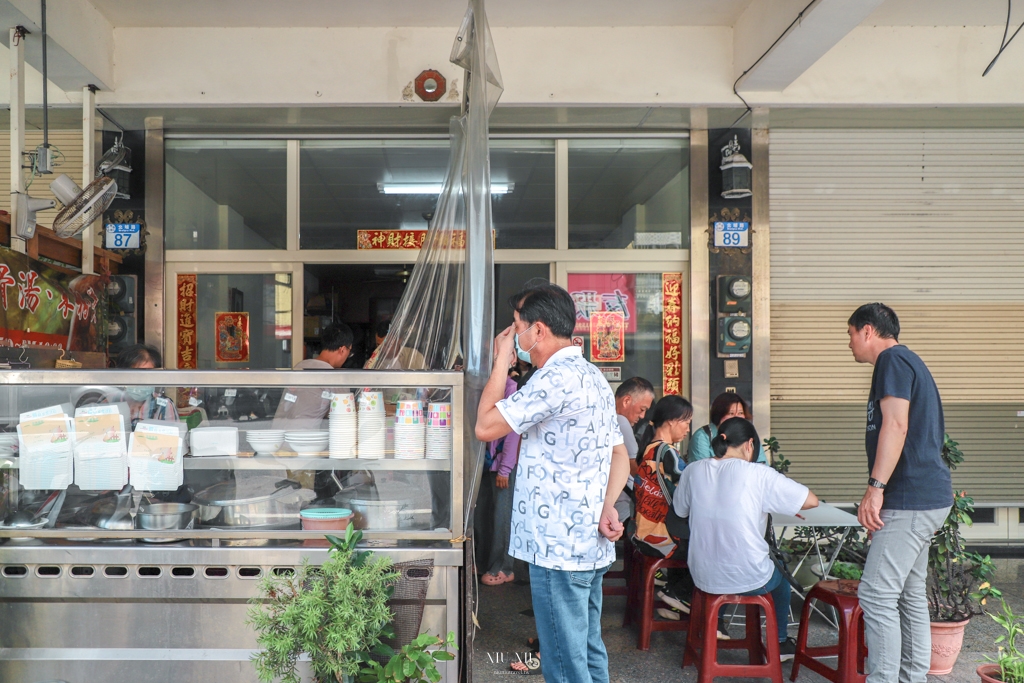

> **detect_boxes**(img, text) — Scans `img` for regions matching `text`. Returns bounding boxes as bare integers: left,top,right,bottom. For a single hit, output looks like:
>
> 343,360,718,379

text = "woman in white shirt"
673,417,819,660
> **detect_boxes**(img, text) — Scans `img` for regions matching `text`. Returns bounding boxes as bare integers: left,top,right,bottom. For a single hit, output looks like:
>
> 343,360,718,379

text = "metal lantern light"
720,135,752,199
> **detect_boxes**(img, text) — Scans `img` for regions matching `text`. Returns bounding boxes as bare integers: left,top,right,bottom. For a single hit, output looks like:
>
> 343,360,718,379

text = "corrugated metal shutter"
770,129,1024,502
0,131,85,229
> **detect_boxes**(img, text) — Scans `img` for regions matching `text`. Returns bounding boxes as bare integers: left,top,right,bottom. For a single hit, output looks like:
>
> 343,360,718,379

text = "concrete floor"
470,557,1024,683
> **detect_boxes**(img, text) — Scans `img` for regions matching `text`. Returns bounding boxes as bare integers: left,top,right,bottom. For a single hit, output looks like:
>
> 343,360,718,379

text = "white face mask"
514,324,537,363
125,386,155,402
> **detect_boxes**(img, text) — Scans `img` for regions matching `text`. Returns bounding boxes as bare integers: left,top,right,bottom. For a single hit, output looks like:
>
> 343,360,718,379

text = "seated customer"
688,392,766,464
115,343,178,427
673,417,819,661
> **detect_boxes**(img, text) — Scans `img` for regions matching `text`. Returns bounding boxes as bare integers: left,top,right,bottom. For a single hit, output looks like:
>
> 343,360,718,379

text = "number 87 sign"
105,223,141,249
713,221,749,248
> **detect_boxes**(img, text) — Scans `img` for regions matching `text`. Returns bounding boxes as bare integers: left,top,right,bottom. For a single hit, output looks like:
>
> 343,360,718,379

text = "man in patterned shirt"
476,282,630,683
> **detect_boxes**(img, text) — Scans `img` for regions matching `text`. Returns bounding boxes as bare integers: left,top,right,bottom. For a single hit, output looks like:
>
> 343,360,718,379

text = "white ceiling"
87,0,1017,28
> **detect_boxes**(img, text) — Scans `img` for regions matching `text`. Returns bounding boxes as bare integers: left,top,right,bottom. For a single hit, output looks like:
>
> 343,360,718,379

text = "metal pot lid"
335,482,420,505
193,477,302,507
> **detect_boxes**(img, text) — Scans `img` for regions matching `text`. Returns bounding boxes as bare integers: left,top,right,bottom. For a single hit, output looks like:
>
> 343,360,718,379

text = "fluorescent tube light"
377,182,513,195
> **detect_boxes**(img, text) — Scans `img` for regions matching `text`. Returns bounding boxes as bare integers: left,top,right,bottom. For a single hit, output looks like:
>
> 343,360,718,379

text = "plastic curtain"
364,0,501,538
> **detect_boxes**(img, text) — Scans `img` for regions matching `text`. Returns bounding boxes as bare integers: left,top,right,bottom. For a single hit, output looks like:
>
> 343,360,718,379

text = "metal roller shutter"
770,129,1024,502
0,131,85,229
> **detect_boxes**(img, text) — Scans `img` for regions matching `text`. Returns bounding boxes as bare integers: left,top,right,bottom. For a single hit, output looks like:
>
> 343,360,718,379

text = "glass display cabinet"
0,369,464,683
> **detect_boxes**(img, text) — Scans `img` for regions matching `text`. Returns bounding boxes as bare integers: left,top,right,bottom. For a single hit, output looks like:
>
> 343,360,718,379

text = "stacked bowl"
425,402,453,460
393,400,425,460
284,430,330,455
328,393,357,459
246,429,285,456
357,391,385,459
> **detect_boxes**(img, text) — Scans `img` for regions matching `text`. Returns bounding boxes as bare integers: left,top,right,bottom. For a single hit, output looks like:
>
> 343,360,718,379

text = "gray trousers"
858,507,949,683
486,467,517,576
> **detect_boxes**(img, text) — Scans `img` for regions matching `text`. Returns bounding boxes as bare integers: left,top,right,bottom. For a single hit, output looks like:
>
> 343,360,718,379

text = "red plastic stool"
682,588,783,683
790,579,867,683
621,545,689,650
602,541,632,597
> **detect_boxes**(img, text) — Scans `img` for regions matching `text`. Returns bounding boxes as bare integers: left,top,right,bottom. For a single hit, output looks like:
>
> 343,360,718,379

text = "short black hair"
509,281,576,339
376,319,391,339
321,322,354,351
636,394,693,462
116,343,162,369
615,376,655,400
712,417,760,459
709,392,751,426
848,303,900,341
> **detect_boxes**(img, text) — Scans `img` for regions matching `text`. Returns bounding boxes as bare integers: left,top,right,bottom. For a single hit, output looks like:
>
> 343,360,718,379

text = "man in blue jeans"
476,282,630,683
848,303,953,683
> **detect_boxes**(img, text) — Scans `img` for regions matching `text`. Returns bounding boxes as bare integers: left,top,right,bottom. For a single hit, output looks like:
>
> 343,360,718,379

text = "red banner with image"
568,273,637,335
662,273,683,396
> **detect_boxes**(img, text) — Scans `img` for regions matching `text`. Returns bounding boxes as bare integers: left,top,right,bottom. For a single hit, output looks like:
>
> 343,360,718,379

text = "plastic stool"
602,542,631,597
682,588,783,683
621,545,690,650
791,579,867,683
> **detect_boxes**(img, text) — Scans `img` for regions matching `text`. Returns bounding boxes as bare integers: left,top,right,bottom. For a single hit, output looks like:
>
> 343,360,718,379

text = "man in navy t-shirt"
847,303,953,683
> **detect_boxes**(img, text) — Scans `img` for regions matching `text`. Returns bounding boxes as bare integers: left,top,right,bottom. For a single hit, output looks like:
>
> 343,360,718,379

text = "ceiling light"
377,182,513,195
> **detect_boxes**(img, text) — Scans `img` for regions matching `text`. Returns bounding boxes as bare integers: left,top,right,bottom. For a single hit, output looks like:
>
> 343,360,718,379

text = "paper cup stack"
425,402,453,460
393,400,425,460
357,391,385,459
328,393,357,459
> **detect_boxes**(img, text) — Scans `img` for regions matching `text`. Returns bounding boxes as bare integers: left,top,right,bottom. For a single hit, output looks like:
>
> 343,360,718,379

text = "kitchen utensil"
136,502,198,530
192,477,315,527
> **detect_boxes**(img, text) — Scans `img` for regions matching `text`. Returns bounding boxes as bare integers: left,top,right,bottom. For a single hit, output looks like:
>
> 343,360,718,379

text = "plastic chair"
791,579,867,683
621,544,690,650
682,588,783,683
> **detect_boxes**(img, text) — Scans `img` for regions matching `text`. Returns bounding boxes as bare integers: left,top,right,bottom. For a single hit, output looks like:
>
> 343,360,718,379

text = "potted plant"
247,525,400,683
359,631,457,683
927,435,1002,675
978,599,1024,683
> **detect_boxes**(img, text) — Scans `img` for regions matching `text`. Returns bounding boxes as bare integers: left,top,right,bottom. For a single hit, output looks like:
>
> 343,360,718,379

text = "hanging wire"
731,0,817,128
983,0,1023,76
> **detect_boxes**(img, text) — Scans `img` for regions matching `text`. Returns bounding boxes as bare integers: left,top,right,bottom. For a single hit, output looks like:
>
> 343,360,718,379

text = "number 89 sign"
105,223,141,249
713,221,749,248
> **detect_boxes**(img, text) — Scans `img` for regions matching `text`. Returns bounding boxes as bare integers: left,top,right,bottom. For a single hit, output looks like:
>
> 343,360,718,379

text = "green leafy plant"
359,631,457,683
927,434,1002,623
765,436,790,475
247,525,400,683
986,599,1024,683
830,561,863,580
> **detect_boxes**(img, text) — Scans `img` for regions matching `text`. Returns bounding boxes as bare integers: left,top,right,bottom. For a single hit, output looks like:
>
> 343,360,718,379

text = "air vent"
70,566,95,577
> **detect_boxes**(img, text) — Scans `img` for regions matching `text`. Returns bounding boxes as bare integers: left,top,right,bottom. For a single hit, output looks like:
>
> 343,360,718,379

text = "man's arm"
857,396,910,532
599,443,630,541
475,326,516,442
802,491,820,510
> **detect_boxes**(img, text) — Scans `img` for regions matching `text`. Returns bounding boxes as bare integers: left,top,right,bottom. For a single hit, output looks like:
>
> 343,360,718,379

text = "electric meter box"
718,315,752,356
717,275,751,313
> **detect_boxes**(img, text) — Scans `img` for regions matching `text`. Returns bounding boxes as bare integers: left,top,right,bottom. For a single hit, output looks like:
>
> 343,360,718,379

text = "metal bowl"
136,503,198,531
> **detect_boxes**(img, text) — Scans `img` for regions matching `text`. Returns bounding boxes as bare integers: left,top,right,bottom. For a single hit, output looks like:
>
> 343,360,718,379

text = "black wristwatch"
868,477,887,490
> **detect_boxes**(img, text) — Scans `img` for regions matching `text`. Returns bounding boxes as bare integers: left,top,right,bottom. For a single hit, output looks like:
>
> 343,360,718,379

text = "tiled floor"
470,557,1024,682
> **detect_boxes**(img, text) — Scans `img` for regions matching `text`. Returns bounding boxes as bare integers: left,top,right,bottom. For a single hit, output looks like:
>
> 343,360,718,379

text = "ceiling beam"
734,0,886,92
0,0,112,91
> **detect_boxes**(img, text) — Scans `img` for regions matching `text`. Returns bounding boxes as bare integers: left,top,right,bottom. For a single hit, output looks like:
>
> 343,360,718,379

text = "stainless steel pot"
335,484,432,530
136,503,197,530
192,477,314,527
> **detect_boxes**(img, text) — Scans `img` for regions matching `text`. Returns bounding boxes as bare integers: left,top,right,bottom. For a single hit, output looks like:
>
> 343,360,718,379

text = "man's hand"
858,487,885,532
493,325,515,370
599,504,624,541
496,474,509,489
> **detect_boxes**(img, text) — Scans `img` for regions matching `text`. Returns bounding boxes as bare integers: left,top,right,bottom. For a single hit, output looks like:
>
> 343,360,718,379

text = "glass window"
165,140,287,250
300,139,554,250
567,272,683,397
495,264,551,329
568,139,689,249
195,273,293,369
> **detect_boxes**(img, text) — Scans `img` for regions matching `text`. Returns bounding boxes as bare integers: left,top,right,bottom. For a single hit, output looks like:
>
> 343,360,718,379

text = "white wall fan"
12,0,118,240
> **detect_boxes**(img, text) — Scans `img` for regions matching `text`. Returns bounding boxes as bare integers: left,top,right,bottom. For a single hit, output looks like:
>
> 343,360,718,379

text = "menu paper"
128,423,184,491
17,405,75,490
72,405,128,491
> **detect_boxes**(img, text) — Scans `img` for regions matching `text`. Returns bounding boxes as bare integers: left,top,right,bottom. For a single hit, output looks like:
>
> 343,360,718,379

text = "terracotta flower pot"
977,663,1004,683
929,619,970,675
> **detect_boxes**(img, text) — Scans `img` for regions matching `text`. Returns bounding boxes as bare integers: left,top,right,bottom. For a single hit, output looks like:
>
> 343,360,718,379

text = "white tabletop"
773,502,861,528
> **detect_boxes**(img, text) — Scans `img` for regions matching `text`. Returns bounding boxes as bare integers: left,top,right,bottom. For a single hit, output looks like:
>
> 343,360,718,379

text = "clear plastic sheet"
364,0,502,543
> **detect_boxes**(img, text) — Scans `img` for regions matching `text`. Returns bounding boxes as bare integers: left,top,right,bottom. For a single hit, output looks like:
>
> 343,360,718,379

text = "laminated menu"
73,405,129,491
128,422,183,491
17,405,75,490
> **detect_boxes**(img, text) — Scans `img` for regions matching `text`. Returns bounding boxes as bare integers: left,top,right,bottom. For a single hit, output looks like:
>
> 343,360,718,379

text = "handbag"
652,443,690,542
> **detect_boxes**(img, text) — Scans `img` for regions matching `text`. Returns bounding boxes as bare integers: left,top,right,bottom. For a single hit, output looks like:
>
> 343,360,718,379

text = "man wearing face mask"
476,281,630,683
115,343,179,428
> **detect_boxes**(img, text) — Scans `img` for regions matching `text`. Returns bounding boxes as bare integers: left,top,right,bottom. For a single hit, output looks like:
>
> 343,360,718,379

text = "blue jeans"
529,563,610,683
739,565,791,642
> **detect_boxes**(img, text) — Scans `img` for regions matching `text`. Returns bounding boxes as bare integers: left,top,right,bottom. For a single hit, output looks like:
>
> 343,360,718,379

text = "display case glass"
0,370,463,543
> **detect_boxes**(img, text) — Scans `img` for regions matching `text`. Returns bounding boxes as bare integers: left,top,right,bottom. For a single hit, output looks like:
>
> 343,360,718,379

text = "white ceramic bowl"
286,439,329,454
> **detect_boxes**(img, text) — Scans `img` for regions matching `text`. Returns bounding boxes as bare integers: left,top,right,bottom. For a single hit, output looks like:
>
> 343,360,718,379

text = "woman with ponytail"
674,417,820,659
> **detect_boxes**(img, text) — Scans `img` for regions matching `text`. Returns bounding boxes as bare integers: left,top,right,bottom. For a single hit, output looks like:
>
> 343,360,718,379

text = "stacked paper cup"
393,400,425,460
328,393,357,459
425,402,453,460
357,391,385,459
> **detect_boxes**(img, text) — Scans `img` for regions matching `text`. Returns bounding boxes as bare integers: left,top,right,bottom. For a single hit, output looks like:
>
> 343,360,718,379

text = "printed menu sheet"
128,422,184,491
17,405,75,490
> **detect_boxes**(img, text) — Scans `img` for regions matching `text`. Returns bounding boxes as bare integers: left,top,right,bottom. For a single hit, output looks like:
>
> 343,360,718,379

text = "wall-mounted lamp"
720,135,752,199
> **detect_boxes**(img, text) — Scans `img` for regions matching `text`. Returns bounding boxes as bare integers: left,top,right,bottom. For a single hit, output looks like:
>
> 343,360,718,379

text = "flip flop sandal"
526,636,541,650
510,654,541,675
481,573,504,586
